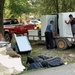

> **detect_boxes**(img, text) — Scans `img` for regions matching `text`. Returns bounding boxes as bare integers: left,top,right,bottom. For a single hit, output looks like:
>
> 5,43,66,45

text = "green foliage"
3,0,75,18
4,0,31,18
38,0,75,15
4,0,10,18
9,0,30,17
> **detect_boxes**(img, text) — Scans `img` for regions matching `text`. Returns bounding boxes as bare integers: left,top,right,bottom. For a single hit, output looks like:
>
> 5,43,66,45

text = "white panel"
41,37,45,41
28,37,33,40
28,30,39,40
41,15,48,36
58,12,75,37
14,34,32,52
28,30,38,36
29,37,39,40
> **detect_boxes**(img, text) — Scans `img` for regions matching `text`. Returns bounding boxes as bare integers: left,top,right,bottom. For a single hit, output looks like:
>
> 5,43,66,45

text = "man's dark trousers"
45,32,54,49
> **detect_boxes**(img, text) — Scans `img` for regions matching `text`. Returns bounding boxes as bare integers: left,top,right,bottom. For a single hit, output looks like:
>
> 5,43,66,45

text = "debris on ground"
26,55,64,70
0,41,25,75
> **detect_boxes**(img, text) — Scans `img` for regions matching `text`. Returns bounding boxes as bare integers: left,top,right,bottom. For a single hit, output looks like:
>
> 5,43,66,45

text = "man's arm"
51,25,53,32
65,20,72,24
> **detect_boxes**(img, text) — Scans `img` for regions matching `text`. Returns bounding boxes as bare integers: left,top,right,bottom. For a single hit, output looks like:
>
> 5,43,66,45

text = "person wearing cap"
65,14,75,36
45,20,54,50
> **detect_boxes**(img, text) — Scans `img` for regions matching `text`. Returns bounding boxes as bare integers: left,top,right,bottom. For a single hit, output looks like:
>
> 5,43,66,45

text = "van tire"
56,38,68,50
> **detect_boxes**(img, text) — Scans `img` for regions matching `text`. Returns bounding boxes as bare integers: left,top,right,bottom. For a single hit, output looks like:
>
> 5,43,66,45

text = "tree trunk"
56,0,59,13
0,0,5,35
52,0,59,13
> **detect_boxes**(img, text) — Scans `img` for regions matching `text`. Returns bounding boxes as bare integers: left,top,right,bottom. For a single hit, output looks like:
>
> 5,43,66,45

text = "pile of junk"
0,41,25,75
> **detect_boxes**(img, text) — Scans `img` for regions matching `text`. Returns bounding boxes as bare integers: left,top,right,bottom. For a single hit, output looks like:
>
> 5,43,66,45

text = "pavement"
21,63,75,75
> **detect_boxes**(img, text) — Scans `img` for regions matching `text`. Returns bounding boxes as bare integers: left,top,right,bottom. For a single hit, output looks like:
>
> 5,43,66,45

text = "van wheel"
56,38,68,50
4,33,11,42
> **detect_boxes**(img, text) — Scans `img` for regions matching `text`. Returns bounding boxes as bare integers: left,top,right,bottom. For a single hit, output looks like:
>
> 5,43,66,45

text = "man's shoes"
46,46,50,49
50,49,55,50
46,47,55,50
46,47,50,50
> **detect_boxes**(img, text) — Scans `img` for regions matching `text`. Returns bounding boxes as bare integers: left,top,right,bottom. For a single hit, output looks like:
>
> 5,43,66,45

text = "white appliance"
11,34,32,52
58,12,75,37
41,15,57,40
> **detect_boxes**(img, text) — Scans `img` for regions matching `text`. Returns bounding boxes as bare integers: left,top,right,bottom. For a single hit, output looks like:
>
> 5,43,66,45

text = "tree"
39,0,58,15
4,0,31,18
0,0,5,35
39,0,75,15
4,0,10,18
52,0,59,13
9,0,31,18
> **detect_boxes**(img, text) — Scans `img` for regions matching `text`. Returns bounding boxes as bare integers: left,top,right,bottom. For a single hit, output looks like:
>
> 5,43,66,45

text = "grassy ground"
17,41,75,75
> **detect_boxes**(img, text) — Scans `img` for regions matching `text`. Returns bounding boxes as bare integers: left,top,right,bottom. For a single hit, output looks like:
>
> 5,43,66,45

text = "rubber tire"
4,33,11,42
56,38,68,50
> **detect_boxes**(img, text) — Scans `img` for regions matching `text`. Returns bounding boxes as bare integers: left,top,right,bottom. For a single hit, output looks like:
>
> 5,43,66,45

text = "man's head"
69,14,73,20
50,20,54,24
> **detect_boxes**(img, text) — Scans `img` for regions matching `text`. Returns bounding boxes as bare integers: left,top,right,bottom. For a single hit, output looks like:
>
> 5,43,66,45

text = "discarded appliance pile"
0,41,25,75
26,55,64,70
